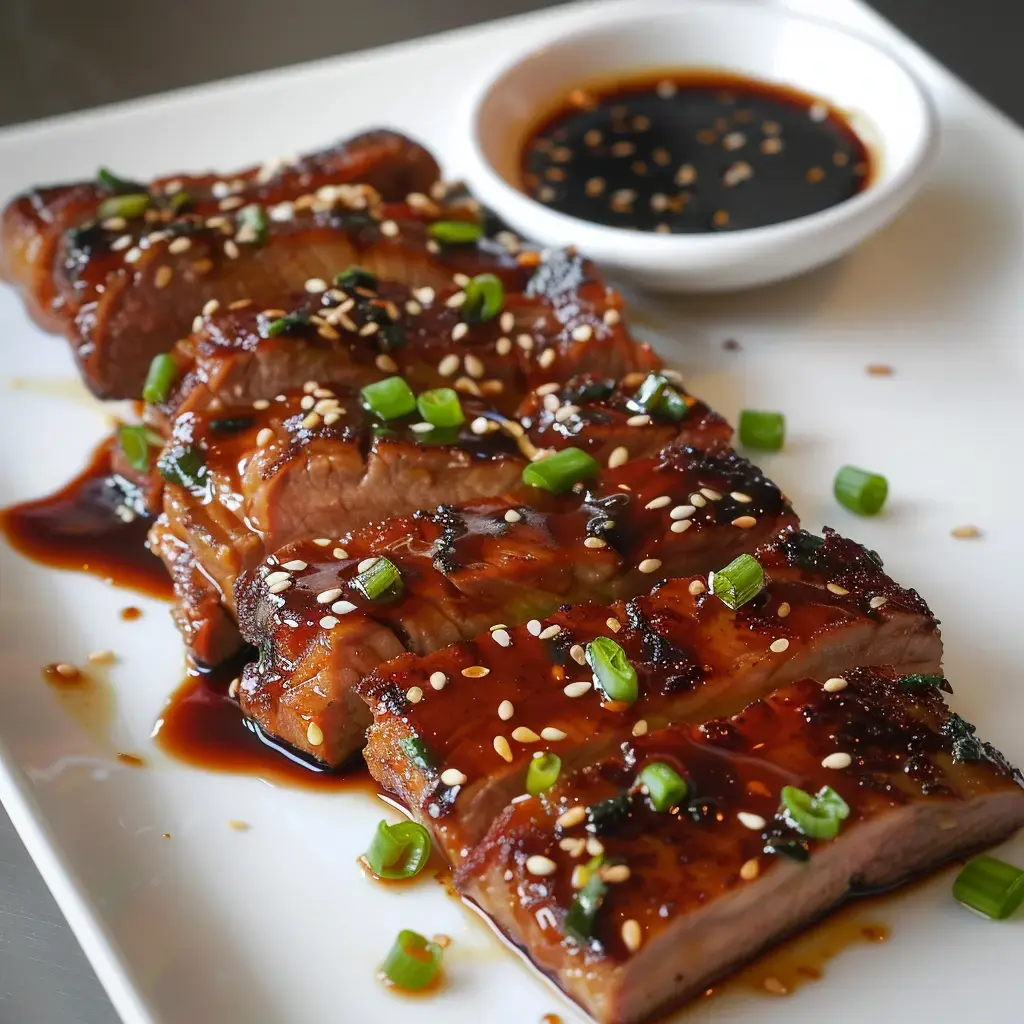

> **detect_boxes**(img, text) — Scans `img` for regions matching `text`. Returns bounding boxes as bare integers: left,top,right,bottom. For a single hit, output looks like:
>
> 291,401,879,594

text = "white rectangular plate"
0,1,1022,1022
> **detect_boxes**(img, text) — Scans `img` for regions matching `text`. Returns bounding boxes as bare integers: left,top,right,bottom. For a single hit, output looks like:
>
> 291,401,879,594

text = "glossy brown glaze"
358,528,940,857
522,71,871,233
0,436,171,597
236,441,795,766
455,668,1024,1023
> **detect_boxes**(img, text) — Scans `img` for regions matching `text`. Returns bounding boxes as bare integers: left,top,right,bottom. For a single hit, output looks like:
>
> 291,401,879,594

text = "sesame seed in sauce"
731,515,757,529
282,559,307,571
602,864,631,884
777,601,791,618
557,806,586,829
632,719,648,737
429,671,448,691
538,624,562,640
527,619,542,636
826,583,850,596
462,665,490,678
493,736,513,763
492,629,512,648
255,427,274,449
586,837,605,857
305,721,324,746
154,266,173,289
452,322,469,342
769,638,790,653
319,615,339,629
526,855,557,877
541,727,567,741
740,858,760,881
690,493,707,508
621,920,643,953
869,596,889,609
638,558,662,574
606,617,621,633
379,220,399,237
465,354,485,379
822,752,853,770
608,446,629,469
645,495,672,510
688,580,706,597
571,324,593,342
563,681,592,698
496,336,513,356
406,686,424,704
569,644,586,665
670,520,692,535
331,600,357,615
438,353,460,377
823,676,848,693
375,354,398,373
512,726,540,743
441,768,468,787
738,811,766,831
312,537,331,546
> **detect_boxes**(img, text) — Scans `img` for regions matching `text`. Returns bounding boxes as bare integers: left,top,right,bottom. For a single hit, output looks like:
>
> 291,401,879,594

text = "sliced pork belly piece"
235,443,795,765
0,130,441,396
358,528,941,856
456,668,1024,1024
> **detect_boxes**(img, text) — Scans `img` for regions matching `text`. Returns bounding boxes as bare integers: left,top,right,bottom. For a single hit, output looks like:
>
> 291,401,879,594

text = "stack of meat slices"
4,130,1022,1024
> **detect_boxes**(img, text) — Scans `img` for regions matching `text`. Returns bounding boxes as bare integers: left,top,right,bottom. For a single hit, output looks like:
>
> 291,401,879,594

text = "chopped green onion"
361,376,416,421
780,785,850,840
738,409,785,451
236,203,269,244
365,819,432,880
710,553,764,610
262,311,309,337
352,556,403,601
521,447,599,493
117,425,154,473
898,673,950,692
97,167,143,193
97,192,150,221
526,752,561,795
417,388,464,428
209,416,256,434
834,465,888,516
639,762,688,812
428,220,483,245
399,736,434,770
952,857,1024,920
586,636,638,705
381,930,443,990
564,866,608,942
461,273,504,322
157,444,206,489
333,265,378,290
627,373,688,422
588,792,632,833
141,353,180,405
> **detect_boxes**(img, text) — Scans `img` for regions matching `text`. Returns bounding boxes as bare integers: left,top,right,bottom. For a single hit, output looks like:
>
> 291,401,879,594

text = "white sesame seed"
331,600,357,615
167,236,192,255
626,414,651,427
319,615,339,629
438,353,460,377
608,446,629,469
827,583,850,596
621,919,642,953
602,864,631,884
317,588,343,604
304,278,328,294
538,348,556,369
732,515,757,529
700,488,723,501
465,354,485,379
517,333,535,351
512,726,540,743
669,505,696,522
441,768,467,787
606,617,621,633
571,324,593,342
281,559,307,571
414,286,435,305
822,752,853,770
541,727,567,741
497,700,515,721
563,681,592,698
429,671,448,691
256,427,274,448
357,557,379,573
445,290,467,308
776,602,791,618
690,493,706,508
639,558,662,574
557,806,586,829
738,811,766,830
268,580,291,594
407,686,424,704
526,855,557,877
332,547,349,560
499,311,515,333
769,638,790,653
869,595,888,609
375,353,398,373
538,624,561,640
452,322,469,342
306,721,324,746
731,491,753,503
265,570,291,586
583,536,607,549
495,336,513,356
87,650,115,665
569,644,586,665
740,858,760,881
493,736,513,762
645,496,672,510
823,677,848,693
124,246,142,263
379,219,399,237
504,509,522,523
527,619,542,636
252,398,270,411
492,629,512,648
586,837,605,856
409,422,435,434
688,579,706,596
632,719,649,737
462,665,490,678
603,308,621,327
670,519,692,534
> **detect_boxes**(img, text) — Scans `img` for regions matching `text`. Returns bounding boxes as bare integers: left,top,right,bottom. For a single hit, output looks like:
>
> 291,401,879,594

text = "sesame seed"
606,617,621,633
738,811,766,830
608,446,629,469
730,491,753,503
732,515,757,529
638,558,662,574
826,583,850,596
537,348,556,369
869,596,888,609
569,644,587,665
493,736,513,762
359,321,380,337
317,588,343,604
512,726,540,743
256,427,274,448
571,324,593,342
168,236,192,255
632,719,648,737
492,629,512,647
452,322,469,342
301,411,321,430
504,509,522,524
470,416,491,435
526,855,557,877
564,681,591,698
541,727,567,741
688,580,706,596
414,286,435,305
223,239,240,259
627,414,651,426
621,919,642,952
603,308,622,328
769,638,790,653
438,353,460,377
700,488,722,501
410,422,435,434
331,600,357,615
268,580,291,594
265,570,290,586
301,394,316,411
282,560,307,571
586,837,604,857
823,677,848,693
445,290,467,308
777,601,791,618
429,671,447,690
407,686,424,704
111,234,132,252
357,557,379,573
124,246,142,263
517,333,535,351
740,858,760,881
603,864,631,884
379,220,399,238
319,615,339,629
496,336,512,356
670,520,692,534
441,768,467,787
690,493,707,508
645,496,672,510
306,722,324,746
154,265,173,289
557,806,586,829
822,752,852,770
462,665,490,678
332,547,349,559
375,353,398,373
538,624,562,640
465,354,485,379
527,619,542,636
312,537,331,546
87,650,115,665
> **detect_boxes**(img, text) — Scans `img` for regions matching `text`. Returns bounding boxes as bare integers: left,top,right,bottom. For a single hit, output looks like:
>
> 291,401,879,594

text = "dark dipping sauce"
522,71,871,233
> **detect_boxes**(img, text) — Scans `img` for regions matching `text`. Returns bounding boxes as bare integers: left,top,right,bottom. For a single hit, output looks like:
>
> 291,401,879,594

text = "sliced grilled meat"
236,442,795,765
456,667,1024,1024
358,529,941,856
0,130,441,397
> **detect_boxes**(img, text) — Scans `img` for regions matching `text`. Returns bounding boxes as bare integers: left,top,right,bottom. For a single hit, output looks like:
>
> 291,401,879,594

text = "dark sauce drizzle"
522,71,871,233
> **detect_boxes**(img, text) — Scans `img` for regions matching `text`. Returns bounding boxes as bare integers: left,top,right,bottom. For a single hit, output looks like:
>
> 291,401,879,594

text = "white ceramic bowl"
460,0,939,292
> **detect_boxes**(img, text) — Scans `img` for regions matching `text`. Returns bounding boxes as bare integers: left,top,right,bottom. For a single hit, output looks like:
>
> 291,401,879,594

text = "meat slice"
236,442,795,765
0,130,441,396
456,667,1024,1024
357,528,941,856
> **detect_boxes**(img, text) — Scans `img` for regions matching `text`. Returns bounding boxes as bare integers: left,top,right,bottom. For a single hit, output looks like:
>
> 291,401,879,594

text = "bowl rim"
460,0,940,257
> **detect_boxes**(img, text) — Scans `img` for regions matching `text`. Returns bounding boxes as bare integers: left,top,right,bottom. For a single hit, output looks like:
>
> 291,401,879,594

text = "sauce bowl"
459,0,938,292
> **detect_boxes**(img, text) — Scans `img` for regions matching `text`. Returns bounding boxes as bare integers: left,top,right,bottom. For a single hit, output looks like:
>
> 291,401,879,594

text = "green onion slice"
334,265,378,291
428,220,483,245
141,353,180,405
780,785,850,840
461,273,504,322
526,752,562,795
834,465,888,516
361,376,417,420
97,167,144,193
565,867,608,942
381,929,443,990
627,373,688,422
352,556,403,601
117,425,154,473
952,856,1024,920
586,636,638,705
638,762,688,812
98,193,150,221
898,673,951,692
365,819,432,880
739,409,785,451
263,311,309,337
237,203,269,244
417,387,465,428
709,553,764,610
521,447,599,493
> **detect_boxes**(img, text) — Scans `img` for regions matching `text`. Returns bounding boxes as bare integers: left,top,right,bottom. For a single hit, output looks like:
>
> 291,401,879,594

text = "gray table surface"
1,1,1022,1021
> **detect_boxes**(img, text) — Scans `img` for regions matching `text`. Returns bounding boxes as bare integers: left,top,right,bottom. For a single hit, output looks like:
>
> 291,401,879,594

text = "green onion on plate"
738,409,785,451
364,819,431,880
834,465,888,516
952,856,1024,920
380,930,443,990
